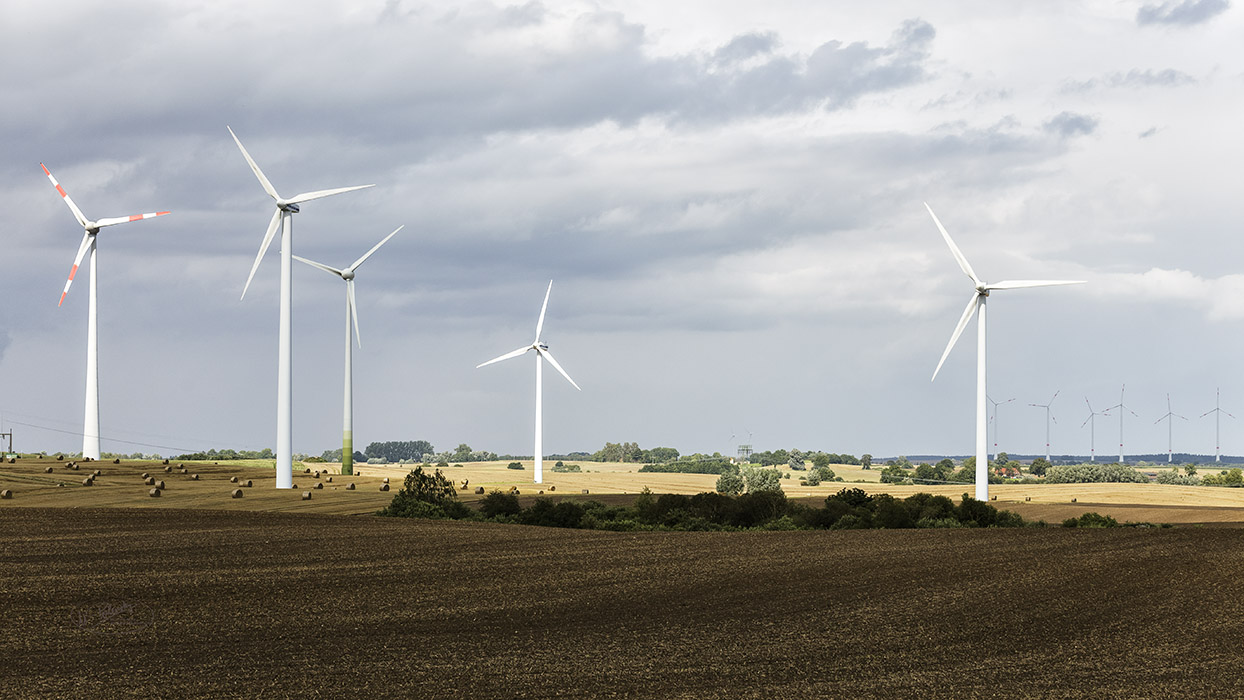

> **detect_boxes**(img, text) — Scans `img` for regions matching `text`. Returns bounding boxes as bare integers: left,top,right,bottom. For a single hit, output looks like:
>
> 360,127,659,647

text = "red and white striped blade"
41,163,90,228
59,232,94,307
95,211,171,228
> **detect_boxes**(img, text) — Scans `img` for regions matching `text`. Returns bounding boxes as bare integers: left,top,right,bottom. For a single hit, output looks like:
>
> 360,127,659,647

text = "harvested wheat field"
5,506,1244,699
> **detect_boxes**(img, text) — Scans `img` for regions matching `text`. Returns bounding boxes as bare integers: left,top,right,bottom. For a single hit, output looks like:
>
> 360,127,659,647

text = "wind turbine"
1154,393,1187,464
228,127,374,489
477,281,580,484
1104,384,1138,464
293,225,402,477
42,163,170,460
1081,398,1110,462
1200,388,1234,463
987,395,1015,461
926,203,1084,500
1029,390,1059,463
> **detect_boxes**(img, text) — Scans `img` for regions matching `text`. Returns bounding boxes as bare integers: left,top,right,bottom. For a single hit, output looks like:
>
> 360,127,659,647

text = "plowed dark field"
4,507,1244,699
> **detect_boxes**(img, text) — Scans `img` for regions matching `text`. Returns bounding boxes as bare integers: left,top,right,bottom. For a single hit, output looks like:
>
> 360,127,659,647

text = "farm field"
5,506,1244,699
6,457,1244,523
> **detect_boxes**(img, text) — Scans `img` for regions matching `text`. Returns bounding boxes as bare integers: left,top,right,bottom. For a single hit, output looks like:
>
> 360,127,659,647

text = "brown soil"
4,507,1244,699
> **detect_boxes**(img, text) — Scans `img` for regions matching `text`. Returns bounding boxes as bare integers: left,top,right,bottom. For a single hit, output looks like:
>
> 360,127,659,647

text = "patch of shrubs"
552,461,581,473
638,458,737,475
1061,511,1169,528
382,478,1040,532
507,462,525,470
1044,463,1149,484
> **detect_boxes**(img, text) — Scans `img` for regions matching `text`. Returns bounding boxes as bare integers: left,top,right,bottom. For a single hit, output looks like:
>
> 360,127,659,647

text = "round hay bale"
379,483,390,492
155,480,165,489
191,474,199,480
990,495,997,501
383,477,389,484
1025,496,1032,502
314,471,320,478
162,459,169,465
1071,498,1077,503
144,477,155,486
141,473,150,479
0,489,11,499
304,468,311,474
314,483,323,489
243,480,252,488
93,470,101,477
229,476,238,483
302,491,312,500
549,485,556,491
71,464,79,470
231,489,243,498
581,489,589,495
149,488,161,498
326,476,333,483
474,486,485,494
538,490,544,495
179,468,187,474
56,454,63,461
164,466,172,473
291,483,297,489
113,459,120,464
7,458,13,464
45,467,53,473
346,483,356,490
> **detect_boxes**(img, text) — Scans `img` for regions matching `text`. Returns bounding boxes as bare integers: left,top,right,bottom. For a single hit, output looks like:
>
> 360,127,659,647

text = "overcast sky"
2,0,1241,461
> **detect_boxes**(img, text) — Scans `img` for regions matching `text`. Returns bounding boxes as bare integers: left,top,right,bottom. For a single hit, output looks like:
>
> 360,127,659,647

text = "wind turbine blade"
292,255,344,278
41,163,90,228
95,210,171,228
931,293,981,381
535,280,553,342
286,184,374,204
59,232,93,307
241,210,282,300
347,279,361,348
349,225,403,271
988,280,1086,290
924,202,981,287
227,126,279,201
477,346,530,368
538,347,581,391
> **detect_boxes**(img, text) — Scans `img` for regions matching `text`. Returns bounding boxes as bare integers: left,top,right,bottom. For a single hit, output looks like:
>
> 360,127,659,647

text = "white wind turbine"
927,203,1084,501
1081,398,1110,462
1154,393,1187,463
294,225,402,477
1200,388,1235,463
228,127,374,489
1029,390,1059,463
477,281,580,484
42,163,170,460
987,395,1014,461
1104,384,1138,464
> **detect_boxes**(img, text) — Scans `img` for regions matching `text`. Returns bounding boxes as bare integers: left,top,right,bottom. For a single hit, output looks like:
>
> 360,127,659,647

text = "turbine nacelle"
277,201,301,213
342,270,355,280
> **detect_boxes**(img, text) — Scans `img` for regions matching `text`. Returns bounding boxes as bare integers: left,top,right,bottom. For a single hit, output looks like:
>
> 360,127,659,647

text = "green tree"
860,454,872,470
716,471,745,495
1029,457,1050,476
811,452,831,469
742,466,783,493
1184,463,1198,476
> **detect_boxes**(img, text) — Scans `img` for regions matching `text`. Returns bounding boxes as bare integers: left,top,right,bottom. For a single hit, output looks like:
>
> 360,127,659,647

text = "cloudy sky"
2,0,1241,461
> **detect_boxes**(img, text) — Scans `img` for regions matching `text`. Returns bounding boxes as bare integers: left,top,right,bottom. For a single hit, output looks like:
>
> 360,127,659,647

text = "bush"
639,459,737,475
1044,463,1149,484
1062,512,1120,528
804,470,821,486
379,467,471,519
552,462,581,473
716,471,745,495
507,462,525,470
742,466,783,493
479,491,522,519
1154,468,1200,485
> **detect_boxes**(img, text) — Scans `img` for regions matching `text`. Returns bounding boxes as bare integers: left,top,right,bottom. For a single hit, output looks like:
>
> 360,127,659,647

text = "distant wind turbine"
294,225,403,477
987,395,1015,461
1200,388,1235,463
477,281,580,484
41,163,170,460
1081,398,1110,462
1104,384,1138,464
1029,390,1059,463
926,203,1084,500
228,126,374,489
1153,393,1187,463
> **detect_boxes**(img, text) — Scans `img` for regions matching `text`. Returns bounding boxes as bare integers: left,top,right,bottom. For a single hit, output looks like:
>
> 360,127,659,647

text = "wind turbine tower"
1154,393,1187,463
228,127,374,489
1029,390,1059,463
925,203,1084,501
1105,384,1138,464
1199,388,1235,463
1081,398,1110,463
41,163,170,460
477,281,581,484
294,225,403,476
987,395,1015,461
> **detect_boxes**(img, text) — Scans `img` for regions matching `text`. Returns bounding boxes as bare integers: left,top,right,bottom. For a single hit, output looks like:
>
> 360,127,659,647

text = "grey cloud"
712,31,779,66
1139,126,1160,138
1062,68,1196,92
1137,0,1231,25
1043,112,1099,138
